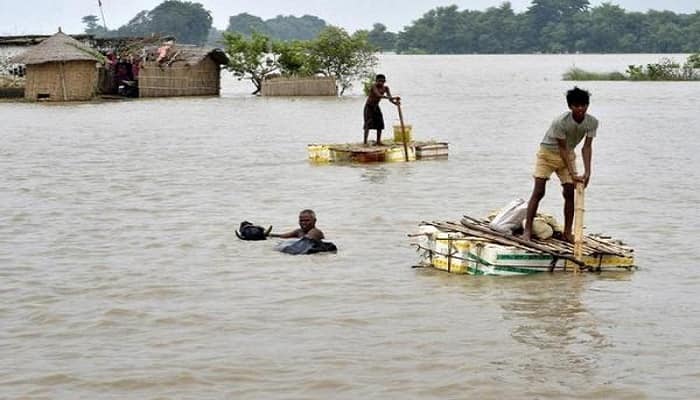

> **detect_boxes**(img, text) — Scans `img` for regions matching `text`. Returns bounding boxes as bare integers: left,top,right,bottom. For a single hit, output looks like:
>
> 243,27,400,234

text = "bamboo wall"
261,76,337,96
24,61,97,101
138,58,221,97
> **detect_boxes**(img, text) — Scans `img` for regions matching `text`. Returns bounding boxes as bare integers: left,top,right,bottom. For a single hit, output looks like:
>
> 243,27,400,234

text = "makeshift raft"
308,124,448,163
308,141,448,163
411,216,635,276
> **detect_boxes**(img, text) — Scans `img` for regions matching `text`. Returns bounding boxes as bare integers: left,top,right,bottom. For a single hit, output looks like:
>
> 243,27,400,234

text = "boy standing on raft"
522,87,598,243
363,74,400,146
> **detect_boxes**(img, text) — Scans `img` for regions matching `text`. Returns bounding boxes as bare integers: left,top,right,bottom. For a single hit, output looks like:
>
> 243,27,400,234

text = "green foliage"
305,27,378,95
395,1,700,54
688,53,700,68
562,67,626,81
223,31,279,94
274,41,313,76
366,24,397,51
81,15,108,37
266,15,327,41
227,13,327,41
563,54,700,81
147,1,212,44
626,56,699,80
226,13,269,37
89,1,212,44
222,26,378,95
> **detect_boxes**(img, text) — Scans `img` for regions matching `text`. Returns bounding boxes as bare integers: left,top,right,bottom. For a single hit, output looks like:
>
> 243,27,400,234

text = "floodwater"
1,54,699,399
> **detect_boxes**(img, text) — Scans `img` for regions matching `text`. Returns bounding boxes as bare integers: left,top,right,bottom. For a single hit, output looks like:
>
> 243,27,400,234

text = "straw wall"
261,76,337,96
24,61,98,101
138,57,221,97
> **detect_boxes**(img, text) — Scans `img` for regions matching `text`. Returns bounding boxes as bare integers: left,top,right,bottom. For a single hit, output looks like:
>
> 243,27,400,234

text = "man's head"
566,86,591,106
566,86,591,121
298,209,317,232
375,74,386,84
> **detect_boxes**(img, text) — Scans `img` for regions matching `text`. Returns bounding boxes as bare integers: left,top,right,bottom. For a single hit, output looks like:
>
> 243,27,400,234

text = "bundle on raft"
411,216,635,276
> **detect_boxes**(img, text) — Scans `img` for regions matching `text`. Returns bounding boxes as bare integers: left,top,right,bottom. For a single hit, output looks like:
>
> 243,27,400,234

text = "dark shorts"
363,103,384,130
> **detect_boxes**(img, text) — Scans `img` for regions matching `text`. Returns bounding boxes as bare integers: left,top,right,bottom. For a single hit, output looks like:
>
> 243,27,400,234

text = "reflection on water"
359,165,390,184
1,54,699,399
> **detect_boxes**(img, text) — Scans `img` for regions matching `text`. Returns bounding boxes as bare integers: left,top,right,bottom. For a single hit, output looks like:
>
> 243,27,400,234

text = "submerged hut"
10,30,102,101
138,45,229,97
261,76,337,96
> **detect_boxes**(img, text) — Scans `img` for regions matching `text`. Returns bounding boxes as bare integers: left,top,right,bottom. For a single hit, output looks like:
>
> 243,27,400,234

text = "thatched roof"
144,44,229,66
179,46,229,66
10,31,102,65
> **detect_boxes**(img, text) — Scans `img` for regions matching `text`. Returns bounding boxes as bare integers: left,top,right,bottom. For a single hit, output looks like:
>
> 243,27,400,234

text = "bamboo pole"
573,182,585,273
59,62,67,101
397,101,410,162
436,219,586,267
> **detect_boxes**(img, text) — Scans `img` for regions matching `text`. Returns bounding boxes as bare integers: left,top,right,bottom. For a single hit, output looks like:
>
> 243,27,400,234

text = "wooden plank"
428,220,586,267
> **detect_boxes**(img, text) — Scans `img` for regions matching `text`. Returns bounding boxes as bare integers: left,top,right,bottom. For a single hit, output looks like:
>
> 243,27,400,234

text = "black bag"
277,237,338,255
236,221,272,241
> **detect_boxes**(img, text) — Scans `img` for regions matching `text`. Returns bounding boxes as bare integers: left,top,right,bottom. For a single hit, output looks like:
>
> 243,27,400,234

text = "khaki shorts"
533,148,576,184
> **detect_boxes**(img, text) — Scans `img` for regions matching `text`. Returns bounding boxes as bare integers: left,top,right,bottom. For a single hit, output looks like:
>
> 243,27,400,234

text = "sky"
0,0,698,36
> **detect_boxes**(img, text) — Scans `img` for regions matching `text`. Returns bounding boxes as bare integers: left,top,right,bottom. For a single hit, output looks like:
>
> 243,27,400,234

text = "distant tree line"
394,1,700,54
82,0,700,53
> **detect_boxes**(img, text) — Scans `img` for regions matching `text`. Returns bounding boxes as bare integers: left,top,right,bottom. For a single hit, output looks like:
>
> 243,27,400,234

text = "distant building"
138,45,229,98
7,31,230,100
10,31,101,101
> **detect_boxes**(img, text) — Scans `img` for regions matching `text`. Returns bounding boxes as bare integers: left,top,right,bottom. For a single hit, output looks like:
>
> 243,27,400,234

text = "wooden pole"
59,62,68,101
573,182,585,273
397,101,410,162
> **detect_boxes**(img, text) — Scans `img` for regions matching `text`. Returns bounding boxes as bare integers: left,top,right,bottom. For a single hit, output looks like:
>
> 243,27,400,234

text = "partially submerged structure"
10,31,102,101
138,45,229,97
7,32,229,101
261,76,337,96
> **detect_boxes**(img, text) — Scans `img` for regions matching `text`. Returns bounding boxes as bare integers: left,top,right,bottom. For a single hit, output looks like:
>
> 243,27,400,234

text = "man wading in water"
363,74,400,146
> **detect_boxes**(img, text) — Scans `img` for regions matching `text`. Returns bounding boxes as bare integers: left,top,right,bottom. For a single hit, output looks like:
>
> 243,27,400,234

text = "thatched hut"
10,31,102,101
138,45,228,98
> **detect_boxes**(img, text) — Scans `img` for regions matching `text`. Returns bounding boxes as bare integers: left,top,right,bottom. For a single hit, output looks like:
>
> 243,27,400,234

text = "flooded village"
2,1,700,399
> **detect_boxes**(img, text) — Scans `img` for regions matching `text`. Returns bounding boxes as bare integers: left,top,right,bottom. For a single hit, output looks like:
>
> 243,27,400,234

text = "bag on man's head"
236,221,272,241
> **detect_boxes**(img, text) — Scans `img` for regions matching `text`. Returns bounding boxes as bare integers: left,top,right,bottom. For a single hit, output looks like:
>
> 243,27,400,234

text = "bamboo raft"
308,141,448,163
411,216,635,275
308,124,448,163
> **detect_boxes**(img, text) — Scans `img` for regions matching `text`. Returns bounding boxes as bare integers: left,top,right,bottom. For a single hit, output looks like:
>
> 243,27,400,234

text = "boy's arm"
581,137,593,187
384,86,400,104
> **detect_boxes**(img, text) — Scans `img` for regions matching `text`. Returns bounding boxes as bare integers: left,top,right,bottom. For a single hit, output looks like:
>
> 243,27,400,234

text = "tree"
367,23,397,51
223,31,280,94
226,13,327,41
113,1,212,44
148,1,212,44
82,15,108,36
274,40,314,75
306,26,378,95
266,15,327,41
227,13,269,37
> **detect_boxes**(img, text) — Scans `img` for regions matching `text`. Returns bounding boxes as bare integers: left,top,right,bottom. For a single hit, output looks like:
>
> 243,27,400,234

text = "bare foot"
376,142,383,146
562,233,575,243
521,231,532,242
